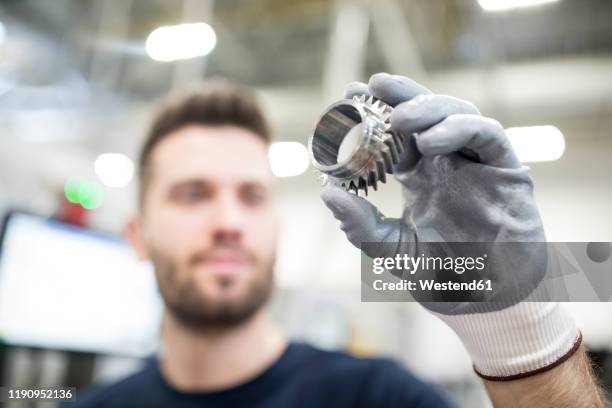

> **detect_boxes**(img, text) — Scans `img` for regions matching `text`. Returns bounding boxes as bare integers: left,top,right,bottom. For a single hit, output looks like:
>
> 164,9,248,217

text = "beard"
149,243,275,331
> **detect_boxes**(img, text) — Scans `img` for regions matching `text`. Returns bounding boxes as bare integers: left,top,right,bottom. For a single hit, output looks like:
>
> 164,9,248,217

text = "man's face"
132,125,278,329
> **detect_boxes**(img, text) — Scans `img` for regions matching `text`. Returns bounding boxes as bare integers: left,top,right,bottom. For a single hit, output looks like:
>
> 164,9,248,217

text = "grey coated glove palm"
321,73,547,315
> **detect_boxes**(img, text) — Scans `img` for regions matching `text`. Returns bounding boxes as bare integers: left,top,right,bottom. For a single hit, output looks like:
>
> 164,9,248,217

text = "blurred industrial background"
0,0,611,406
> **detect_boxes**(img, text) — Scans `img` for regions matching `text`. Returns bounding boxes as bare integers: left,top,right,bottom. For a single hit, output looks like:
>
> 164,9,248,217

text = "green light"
78,181,105,210
64,177,105,210
64,176,84,204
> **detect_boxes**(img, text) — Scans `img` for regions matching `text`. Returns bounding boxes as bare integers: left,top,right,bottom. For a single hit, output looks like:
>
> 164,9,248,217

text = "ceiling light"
268,142,310,178
506,126,565,163
94,153,135,188
145,22,216,62
478,0,560,12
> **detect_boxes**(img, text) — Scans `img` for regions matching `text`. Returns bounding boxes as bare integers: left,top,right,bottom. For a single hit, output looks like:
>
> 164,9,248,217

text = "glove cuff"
432,302,581,381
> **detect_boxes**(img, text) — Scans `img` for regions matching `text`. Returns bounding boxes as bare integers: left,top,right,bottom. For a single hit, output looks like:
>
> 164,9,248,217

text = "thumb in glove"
320,184,414,259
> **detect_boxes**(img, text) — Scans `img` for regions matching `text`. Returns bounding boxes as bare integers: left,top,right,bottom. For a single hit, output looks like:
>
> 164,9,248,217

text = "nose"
210,191,243,244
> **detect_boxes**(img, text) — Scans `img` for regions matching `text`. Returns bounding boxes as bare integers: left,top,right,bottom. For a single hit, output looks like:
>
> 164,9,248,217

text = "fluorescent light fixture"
145,22,216,62
268,142,310,177
478,0,560,12
94,153,135,188
506,125,565,163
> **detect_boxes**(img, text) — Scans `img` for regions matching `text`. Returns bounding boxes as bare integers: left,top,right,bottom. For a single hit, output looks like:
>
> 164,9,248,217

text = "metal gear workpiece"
309,94,404,196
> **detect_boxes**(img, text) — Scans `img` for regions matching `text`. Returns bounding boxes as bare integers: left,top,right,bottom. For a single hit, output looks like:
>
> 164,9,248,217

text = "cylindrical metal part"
309,95,404,195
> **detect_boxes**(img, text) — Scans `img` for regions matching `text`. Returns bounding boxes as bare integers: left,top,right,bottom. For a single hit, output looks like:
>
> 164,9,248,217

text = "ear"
125,215,149,260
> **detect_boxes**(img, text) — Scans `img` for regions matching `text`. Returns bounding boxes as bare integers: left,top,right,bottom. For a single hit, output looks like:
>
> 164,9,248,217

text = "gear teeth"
384,138,399,163
326,95,403,195
358,177,368,196
376,159,387,184
368,169,378,191
393,132,404,154
380,147,393,174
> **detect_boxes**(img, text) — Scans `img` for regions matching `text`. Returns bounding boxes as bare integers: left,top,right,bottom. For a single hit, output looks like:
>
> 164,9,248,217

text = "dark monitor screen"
0,212,162,357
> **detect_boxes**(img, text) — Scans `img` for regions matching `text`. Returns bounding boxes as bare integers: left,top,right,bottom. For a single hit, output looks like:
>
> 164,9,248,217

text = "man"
69,75,606,407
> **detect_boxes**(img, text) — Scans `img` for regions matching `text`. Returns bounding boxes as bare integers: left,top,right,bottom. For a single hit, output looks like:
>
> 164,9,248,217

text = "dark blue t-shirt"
64,342,452,407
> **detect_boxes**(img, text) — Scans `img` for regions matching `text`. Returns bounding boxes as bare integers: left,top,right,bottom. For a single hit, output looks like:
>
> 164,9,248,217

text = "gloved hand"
321,73,581,380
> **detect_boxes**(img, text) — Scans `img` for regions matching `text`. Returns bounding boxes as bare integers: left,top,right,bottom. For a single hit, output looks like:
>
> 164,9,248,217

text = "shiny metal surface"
309,95,403,195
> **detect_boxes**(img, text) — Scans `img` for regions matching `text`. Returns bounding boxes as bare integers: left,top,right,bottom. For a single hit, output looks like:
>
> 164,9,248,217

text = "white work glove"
321,73,581,380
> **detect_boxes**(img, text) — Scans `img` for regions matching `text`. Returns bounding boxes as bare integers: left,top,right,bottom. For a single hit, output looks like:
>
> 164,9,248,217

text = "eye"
240,185,267,206
178,189,204,202
169,183,212,204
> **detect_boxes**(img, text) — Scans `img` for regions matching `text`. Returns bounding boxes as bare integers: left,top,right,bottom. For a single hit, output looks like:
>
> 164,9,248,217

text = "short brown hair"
138,79,271,205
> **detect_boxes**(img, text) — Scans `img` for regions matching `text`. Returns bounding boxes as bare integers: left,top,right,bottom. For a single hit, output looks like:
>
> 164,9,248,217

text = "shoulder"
291,342,453,407
61,360,157,408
